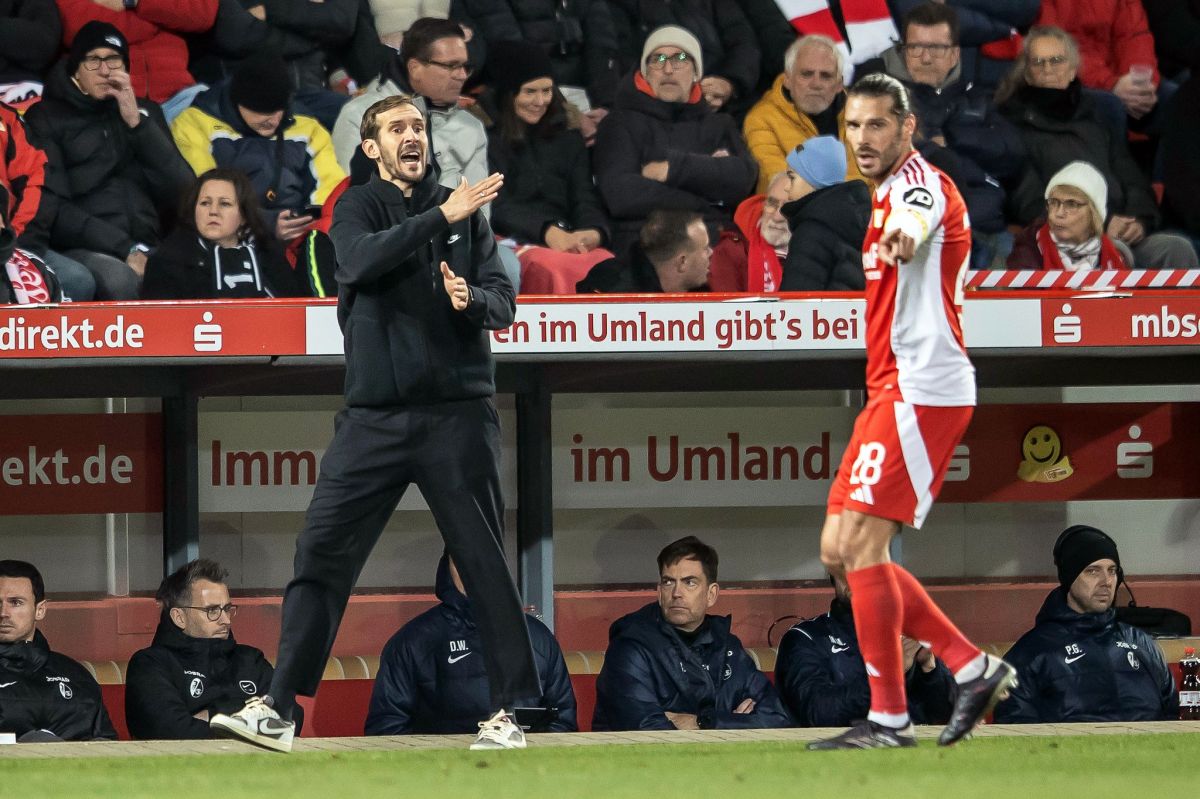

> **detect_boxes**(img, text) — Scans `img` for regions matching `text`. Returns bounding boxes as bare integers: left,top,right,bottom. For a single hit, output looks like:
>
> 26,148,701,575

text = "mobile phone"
512,706,559,731
291,205,321,219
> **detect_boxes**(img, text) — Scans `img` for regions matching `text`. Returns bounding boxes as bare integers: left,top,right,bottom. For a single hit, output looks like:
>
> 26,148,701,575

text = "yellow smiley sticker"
1017,424,1074,483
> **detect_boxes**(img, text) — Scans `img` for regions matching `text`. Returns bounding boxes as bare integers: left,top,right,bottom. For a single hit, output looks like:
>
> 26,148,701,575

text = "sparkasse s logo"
1053,303,1082,344
193,312,223,352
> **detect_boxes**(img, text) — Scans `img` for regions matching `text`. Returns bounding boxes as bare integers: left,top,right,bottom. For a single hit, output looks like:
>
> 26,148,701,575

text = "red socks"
846,564,908,717
847,563,984,720
891,564,982,674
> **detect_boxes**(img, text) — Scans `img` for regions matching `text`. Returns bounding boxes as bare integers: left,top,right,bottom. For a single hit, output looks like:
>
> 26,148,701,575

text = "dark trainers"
210,696,295,753
938,655,1018,747
807,720,917,750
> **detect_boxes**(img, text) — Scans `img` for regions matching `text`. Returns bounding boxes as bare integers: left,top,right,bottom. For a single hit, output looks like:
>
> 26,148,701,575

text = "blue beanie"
785,136,846,190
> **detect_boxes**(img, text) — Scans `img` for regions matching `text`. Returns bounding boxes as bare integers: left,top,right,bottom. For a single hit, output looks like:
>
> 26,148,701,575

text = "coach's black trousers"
269,398,541,710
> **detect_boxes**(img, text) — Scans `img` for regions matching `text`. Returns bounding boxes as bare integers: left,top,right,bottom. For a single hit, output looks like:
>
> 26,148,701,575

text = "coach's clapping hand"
733,698,756,714
441,262,469,311
665,711,700,730
440,174,503,224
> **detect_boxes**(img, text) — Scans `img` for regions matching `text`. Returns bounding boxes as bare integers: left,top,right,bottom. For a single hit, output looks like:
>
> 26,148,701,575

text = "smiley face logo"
1018,424,1074,483
1023,426,1061,464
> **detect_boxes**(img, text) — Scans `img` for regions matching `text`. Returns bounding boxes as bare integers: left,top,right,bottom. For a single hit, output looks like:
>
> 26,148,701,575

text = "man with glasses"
125,559,284,740
858,2,1023,269
594,25,757,256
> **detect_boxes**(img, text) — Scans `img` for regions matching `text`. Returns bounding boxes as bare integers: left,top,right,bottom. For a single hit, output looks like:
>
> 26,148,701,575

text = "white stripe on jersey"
894,401,934,529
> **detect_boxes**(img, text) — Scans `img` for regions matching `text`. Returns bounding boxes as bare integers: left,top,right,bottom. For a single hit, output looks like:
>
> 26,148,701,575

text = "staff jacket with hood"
779,179,870,292
994,587,1178,723
365,555,576,734
775,598,954,727
0,630,116,741
328,167,514,407
124,615,278,740
24,61,193,259
171,82,345,233
594,72,757,255
742,76,863,194
592,602,792,731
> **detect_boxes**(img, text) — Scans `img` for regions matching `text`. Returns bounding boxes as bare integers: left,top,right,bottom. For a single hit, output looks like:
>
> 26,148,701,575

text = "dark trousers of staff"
268,398,542,715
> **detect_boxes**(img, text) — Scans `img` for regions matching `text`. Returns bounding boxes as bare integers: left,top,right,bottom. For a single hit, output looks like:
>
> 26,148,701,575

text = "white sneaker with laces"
470,708,526,750
210,696,295,753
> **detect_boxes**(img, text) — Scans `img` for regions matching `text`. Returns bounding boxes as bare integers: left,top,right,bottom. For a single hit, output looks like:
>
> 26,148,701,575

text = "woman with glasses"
1007,161,1129,270
483,43,612,294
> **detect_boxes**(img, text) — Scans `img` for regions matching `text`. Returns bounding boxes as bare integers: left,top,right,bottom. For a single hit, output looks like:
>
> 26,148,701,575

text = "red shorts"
827,400,973,529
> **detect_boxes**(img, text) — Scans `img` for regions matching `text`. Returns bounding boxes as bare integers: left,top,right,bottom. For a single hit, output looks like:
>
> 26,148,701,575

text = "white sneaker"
470,708,526,750
210,696,295,753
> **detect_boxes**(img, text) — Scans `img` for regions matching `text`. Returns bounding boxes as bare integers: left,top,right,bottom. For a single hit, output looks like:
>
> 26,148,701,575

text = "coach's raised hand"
441,262,469,311
440,174,504,224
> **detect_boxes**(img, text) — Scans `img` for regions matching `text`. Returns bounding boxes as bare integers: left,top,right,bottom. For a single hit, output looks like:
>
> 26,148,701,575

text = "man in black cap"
171,54,346,246
23,20,193,300
994,525,1179,723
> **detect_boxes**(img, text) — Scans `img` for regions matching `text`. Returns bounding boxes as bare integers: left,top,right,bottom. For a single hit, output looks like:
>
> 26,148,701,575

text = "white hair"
784,35,846,82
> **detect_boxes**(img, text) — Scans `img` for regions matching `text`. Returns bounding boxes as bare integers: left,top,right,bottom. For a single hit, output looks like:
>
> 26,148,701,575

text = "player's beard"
380,145,425,187
863,129,907,180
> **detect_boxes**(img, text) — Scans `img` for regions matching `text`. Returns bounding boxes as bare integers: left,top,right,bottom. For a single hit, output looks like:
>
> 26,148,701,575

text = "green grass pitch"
7,735,1198,799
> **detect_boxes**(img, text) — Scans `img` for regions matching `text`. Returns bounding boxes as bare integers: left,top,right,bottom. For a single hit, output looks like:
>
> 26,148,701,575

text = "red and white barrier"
967,269,1200,290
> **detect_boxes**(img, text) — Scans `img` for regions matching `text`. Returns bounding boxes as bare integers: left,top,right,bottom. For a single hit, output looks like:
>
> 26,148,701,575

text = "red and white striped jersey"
862,150,975,406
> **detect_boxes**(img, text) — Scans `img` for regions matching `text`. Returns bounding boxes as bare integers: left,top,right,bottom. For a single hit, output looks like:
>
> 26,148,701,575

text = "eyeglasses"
645,52,693,71
1047,198,1088,213
81,55,126,72
177,603,238,621
420,58,473,77
1030,55,1069,69
900,43,954,57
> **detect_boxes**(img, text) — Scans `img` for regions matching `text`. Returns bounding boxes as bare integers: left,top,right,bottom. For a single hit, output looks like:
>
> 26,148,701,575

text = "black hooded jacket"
593,602,792,731
778,180,869,292
0,0,61,85
775,598,954,727
594,73,757,254
142,229,303,300
0,630,116,741
365,555,576,734
23,61,193,258
994,588,1178,723
329,170,514,407
125,616,277,740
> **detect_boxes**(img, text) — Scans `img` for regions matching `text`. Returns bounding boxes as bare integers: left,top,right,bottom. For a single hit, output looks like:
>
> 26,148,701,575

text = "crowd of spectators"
1,0,1199,304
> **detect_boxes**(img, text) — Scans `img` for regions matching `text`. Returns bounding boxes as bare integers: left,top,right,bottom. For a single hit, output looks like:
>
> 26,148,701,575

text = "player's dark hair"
658,536,719,583
0,560,44,603
901,1,960,45
156,558,228,610
847,73,913,119
640,209,703,264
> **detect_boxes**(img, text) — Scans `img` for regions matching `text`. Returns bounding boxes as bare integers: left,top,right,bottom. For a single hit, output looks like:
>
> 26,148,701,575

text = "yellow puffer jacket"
742,74,864,193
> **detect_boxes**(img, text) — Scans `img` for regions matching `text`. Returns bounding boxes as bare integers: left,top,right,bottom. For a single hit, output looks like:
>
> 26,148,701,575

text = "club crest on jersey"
903,187,934,210
190,677,204,698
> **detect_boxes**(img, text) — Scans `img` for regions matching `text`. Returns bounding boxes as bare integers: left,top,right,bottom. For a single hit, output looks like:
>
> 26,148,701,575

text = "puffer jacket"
0,0,61,85
125,615,279,740
775,598,954,727
994,587,1178,723
593,602,792,731
365,555,576,734
56,0,217,102
24,60,193,258
1035,0,1159,91
171,81,346,230
0,102,53,255
606,0,760,102
594,72,757,254
0,630,116,741
779,179,869,292
743,75,863,193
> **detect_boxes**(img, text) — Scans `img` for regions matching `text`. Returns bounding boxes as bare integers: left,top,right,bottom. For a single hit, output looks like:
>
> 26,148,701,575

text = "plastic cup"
1130,64,1154,88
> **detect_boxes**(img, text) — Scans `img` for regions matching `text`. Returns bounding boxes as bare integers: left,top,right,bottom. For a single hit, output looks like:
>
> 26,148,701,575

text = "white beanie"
640,25,703,81
1045,161,1108,220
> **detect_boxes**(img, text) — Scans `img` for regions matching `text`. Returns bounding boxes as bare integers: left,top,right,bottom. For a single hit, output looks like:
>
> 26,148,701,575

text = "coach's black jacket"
593,603,791,731
994,588,1178,723
0,630,116,741
365,555,576,735
775,599,954,727
329,171,515,408
125,615,278,740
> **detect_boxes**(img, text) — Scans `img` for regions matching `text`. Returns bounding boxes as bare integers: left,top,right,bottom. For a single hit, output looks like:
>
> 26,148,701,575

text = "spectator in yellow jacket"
743,35,864,193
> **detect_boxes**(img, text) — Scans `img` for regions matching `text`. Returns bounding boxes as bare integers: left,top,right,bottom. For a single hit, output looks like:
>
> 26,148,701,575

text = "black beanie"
230,55,292,113
1054,525,1121,589
487,42,555,95
67,21,129,76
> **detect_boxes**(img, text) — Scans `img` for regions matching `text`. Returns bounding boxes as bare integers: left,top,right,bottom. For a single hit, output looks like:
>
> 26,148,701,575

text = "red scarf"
735,195,783,292
774,0,897,66
1035,224,1128,271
